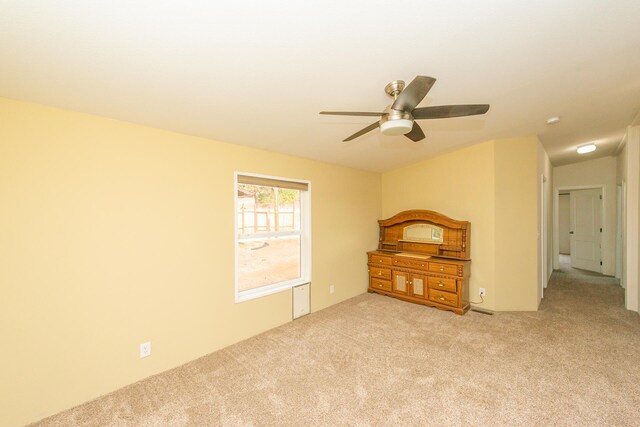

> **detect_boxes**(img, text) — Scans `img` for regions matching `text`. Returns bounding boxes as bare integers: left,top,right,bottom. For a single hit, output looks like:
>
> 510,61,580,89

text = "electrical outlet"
329,285,335,294
140,341,151,358
479,288,486,297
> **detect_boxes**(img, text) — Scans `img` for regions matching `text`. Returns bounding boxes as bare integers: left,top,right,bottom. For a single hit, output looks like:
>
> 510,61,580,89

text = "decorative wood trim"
378,209,469,229
377,209,471,260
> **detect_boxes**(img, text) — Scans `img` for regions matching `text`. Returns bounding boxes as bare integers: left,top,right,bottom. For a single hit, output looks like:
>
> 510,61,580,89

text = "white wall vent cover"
293,283,310,319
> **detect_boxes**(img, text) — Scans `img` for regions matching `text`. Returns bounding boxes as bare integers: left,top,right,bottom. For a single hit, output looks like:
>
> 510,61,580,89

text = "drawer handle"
378,284,383,287
438,296,446,301
378,272,382,275
439,267,444,271
379,259,383,262
438,282,445,287
421,264,425,267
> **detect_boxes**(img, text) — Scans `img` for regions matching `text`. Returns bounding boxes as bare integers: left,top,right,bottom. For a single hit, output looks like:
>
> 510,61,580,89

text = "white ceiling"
1,1,639,172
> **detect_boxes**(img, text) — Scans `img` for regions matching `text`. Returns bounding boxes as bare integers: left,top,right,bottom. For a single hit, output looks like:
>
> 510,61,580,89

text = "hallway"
558,253,615,278
544,254,625,316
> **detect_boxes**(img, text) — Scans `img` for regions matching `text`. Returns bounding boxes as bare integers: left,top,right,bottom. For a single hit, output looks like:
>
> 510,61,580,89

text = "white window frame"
234,171,311,303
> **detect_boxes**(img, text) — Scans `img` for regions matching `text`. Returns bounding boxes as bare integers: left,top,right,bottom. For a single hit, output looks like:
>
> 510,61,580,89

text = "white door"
570,189,602,272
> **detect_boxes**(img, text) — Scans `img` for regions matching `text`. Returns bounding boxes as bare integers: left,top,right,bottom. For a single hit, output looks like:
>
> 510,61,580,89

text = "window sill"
236,278,310,303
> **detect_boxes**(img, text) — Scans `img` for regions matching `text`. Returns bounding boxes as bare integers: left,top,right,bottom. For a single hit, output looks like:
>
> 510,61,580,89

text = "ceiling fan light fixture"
577,143,596,154
380,119,413,136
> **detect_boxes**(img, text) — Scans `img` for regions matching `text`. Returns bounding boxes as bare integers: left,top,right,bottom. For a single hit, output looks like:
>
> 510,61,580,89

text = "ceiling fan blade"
413,104,490,120
320,111,386,117
343,121,380,142
404,122,425,142
391,76,436,112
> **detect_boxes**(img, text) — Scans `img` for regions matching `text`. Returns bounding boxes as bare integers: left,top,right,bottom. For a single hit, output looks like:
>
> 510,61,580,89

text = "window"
234,172,311,302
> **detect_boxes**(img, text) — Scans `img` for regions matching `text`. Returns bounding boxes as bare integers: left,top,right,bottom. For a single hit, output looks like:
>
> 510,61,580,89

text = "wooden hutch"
367,210,471,315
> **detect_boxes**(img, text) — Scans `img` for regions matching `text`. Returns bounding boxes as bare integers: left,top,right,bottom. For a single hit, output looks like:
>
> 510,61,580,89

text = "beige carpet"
34,265,640,426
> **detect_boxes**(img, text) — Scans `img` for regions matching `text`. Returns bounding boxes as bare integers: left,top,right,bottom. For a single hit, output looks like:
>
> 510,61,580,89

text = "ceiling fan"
320,76,490,142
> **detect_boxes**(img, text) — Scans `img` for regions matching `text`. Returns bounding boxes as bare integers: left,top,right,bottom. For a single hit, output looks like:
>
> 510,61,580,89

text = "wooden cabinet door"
392,271,409,295
409,274,426,298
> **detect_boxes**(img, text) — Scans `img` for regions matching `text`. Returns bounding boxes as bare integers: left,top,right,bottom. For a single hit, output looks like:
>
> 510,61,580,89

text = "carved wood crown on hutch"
368,210,471,315
377,210,471,260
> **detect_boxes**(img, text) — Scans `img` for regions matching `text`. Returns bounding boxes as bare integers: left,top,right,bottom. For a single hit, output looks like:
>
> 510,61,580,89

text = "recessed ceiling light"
577,143,596,154
546,117,560,125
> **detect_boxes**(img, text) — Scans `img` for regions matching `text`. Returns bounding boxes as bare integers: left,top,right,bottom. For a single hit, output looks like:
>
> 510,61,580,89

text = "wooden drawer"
429,289,459,307
427,276,457,293
428,262,458,276
369,266,391,280
370,277,392,291
392,257,429,270
368,254,393,266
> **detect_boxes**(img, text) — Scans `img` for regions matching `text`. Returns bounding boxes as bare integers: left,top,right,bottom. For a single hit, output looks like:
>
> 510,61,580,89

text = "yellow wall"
619,125,640,311
494,137,540,310
381,137,541,311
0,97,381,426
381,141,497,309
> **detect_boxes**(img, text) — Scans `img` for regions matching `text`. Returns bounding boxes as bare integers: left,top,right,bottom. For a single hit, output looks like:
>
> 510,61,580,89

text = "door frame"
616,184,624,283
540,174,546,298
553,184,606,271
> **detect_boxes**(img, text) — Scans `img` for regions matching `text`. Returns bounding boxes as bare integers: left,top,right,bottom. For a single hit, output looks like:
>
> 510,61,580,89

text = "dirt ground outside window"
237,238,300,291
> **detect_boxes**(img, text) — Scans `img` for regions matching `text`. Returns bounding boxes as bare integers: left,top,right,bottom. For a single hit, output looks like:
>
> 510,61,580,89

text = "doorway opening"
553,185,605,274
